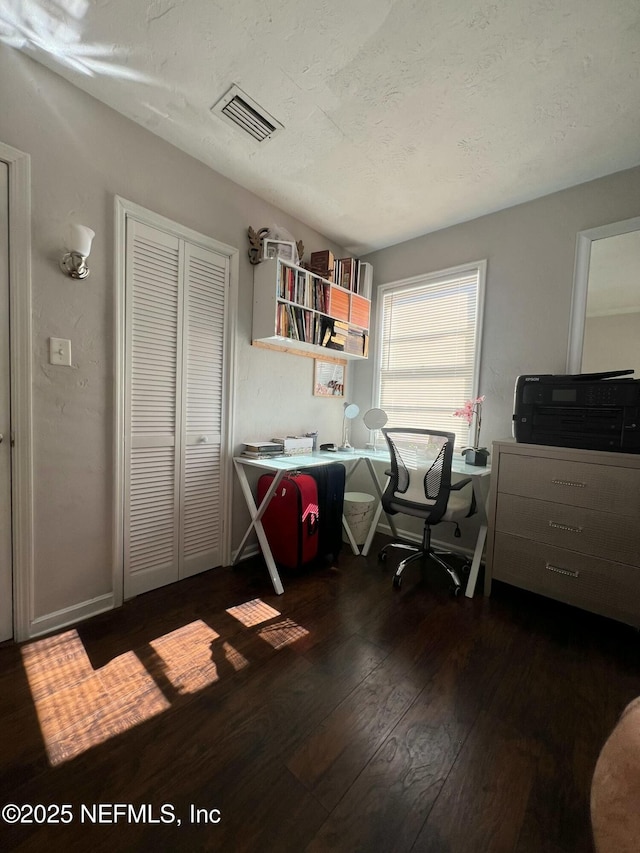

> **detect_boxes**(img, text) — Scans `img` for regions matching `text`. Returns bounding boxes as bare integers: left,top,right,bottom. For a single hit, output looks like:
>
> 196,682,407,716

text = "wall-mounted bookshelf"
252,258,370,360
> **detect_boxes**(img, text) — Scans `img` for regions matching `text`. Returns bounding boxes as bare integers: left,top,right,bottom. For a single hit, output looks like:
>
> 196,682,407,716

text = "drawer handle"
546,563,580,578
549,520,583,534
551,479,586,488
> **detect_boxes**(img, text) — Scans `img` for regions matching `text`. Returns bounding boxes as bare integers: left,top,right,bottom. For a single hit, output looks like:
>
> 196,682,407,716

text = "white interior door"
123,218,228,598
180,242,227,577
124,221,181,598
0,161,12,641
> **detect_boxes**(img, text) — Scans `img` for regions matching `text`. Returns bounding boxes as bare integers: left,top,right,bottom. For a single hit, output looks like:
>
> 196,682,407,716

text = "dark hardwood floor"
1,536,639,852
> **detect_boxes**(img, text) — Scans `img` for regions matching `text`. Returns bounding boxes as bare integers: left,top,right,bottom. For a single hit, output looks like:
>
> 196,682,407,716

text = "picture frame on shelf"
314,360,345,397
262,239,297,263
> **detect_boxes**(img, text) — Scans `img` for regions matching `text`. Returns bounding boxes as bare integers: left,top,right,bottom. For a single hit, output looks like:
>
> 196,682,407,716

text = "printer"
513,370,640,453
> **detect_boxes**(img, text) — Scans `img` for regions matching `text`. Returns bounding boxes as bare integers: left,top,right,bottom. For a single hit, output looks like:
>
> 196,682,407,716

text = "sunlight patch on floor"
226,598,281,628
21,630,168,766
21,601,309,766
258,618,309,650
149,620,221,695
20,620,247,766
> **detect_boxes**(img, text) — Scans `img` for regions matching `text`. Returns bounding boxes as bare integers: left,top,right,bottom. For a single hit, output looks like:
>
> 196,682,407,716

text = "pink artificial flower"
453,396,485,424
453,396,486,447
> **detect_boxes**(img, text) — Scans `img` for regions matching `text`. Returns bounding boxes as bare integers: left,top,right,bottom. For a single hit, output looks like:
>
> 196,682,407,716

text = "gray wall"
349,167,640,549
0,45,347,627
353,167,640,446
583,312,640,375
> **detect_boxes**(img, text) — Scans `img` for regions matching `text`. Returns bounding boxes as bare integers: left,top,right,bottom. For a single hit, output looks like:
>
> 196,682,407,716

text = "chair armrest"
451,476,476,517
450,477,472,491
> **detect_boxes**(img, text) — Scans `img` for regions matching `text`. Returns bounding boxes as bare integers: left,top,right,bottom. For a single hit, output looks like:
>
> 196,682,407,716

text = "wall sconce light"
60,223,95,279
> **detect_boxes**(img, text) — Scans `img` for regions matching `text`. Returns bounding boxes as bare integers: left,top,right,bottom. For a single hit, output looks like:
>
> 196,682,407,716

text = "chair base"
379,531,466,595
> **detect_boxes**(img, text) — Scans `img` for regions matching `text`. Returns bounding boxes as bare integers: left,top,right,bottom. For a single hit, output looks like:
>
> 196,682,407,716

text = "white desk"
232,449,491,598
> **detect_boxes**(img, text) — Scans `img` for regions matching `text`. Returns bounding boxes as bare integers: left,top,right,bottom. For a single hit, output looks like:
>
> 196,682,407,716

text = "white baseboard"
27,546,261,640
231,543,261,563
27,593,115,640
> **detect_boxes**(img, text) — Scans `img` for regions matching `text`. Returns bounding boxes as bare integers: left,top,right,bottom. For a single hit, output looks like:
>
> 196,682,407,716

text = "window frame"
371,259,487,447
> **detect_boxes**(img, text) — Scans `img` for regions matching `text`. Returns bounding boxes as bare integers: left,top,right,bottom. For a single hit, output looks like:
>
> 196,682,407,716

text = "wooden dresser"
485,440,640,627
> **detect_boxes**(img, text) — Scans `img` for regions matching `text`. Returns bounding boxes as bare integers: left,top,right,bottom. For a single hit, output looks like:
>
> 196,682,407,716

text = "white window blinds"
378,263,485,445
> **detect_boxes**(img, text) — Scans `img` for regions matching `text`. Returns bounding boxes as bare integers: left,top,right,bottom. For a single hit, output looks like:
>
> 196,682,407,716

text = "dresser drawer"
492,532,640,627
495,493,640,567
497,452,640,516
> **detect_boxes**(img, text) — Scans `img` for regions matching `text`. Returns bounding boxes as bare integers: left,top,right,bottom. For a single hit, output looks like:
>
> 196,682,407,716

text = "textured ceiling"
2,0,640,254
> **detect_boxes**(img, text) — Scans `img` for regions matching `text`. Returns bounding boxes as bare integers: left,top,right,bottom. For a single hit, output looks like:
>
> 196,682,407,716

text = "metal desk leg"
464,524,487,598
464,474,490,598
232,460,285,595
341,513,360,555
341,457,363,555
361,457,398,557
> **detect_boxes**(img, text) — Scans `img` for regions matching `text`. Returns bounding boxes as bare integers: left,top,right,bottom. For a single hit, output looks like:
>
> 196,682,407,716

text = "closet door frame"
0,142,32,642
114,197,238,607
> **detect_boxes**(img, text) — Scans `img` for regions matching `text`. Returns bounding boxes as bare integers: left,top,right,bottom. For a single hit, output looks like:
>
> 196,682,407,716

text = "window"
374,261,486,447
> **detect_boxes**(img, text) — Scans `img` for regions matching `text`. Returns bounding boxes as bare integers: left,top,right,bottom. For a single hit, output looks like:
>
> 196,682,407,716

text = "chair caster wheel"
378,550,387,563
451,585,462,597
392,574,402,589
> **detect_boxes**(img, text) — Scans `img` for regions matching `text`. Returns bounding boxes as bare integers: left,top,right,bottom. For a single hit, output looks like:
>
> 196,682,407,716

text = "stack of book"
241,441,284,459
345,327,367,356
326,320,349,352
309,250,335,282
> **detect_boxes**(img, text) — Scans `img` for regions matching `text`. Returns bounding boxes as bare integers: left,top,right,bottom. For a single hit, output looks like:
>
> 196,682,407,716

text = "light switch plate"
49,337,72,366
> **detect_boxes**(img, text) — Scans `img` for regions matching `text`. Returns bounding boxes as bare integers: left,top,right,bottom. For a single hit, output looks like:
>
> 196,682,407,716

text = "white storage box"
272,436,314,454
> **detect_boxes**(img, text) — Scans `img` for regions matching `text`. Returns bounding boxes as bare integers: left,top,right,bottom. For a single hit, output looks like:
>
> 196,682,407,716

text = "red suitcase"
257,473,319,569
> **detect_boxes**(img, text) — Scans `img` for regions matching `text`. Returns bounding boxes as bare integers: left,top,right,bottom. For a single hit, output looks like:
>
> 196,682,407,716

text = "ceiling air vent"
211,84,283,142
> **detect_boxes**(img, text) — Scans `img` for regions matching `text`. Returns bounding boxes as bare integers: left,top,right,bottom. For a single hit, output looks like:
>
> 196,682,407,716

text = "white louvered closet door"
124,220,227,598
180,242,227,578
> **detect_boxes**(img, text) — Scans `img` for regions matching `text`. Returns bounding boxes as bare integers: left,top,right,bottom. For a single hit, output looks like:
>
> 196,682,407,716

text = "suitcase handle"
291,473,319,538
307,509,319,537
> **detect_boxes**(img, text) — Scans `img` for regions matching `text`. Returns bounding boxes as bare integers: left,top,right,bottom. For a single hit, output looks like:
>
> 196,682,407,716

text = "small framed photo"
263,238,296,263
314,360,345,397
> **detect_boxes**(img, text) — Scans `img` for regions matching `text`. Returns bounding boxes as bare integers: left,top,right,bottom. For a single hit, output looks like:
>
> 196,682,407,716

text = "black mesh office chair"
378,428,474,593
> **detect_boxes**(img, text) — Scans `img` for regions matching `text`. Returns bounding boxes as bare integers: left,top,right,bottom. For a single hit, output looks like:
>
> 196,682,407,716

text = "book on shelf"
327,337,346,352
287,305,299,339
310,250,335,282
320,318,333,347
328,319,348,349
345,328,366,356
335,257,361,292
313,279,327,314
